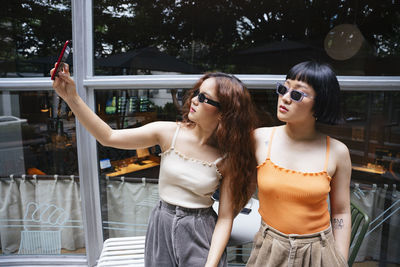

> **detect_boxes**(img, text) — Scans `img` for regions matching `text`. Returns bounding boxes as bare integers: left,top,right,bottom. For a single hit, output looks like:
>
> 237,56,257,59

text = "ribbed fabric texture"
257,127,332,235
158,123,223,209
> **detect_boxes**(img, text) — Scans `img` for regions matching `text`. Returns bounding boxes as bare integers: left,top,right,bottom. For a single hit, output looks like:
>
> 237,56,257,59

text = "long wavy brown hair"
181,72,258,213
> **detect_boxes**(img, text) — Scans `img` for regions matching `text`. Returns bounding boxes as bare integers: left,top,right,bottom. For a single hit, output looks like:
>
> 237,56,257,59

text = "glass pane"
93,1,400,76
95,87,400,265
1,1,72,77
0,90,84,255
95,88,182,239
321,91,400,266
249,88,400,266
251,88,400,181
319,91,400,181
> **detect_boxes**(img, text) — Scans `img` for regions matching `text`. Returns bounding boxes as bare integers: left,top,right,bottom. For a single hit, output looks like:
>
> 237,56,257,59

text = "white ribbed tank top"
158,123,224,208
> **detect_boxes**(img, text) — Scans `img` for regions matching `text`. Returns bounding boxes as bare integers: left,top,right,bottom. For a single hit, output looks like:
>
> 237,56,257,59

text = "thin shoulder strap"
266,127,277,160
213,154,227,165
170,123,181,149
324,136,330,172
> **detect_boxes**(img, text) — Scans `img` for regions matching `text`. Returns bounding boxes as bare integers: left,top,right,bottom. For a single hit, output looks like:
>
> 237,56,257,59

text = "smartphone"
51,40,72,80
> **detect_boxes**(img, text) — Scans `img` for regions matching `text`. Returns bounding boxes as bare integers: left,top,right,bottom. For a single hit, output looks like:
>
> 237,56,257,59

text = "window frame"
0,0,400,266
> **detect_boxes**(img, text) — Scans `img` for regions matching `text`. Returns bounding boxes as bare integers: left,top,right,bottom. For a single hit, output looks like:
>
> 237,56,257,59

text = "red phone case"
51,40,71,80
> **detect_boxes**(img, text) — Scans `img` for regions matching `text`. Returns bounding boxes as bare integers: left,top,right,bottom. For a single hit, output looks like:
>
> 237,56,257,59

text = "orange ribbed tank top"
257,127,331,235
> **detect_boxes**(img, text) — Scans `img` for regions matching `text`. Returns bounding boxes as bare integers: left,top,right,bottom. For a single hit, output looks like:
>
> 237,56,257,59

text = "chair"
97,236,146,267
348,201,370,266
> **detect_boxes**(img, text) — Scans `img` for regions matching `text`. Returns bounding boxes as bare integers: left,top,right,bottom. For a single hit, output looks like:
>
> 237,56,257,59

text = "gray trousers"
145,200,227,267
246,221,348,267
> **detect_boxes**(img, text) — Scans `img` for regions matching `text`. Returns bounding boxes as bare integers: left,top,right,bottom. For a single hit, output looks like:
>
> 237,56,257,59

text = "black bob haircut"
286,61,343,125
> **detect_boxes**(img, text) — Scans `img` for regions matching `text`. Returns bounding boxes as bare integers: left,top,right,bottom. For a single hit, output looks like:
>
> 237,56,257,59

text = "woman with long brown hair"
50,65,258,267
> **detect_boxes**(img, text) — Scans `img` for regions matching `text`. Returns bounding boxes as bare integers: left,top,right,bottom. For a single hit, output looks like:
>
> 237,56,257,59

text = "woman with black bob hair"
248,61,351,266
286,61,342,124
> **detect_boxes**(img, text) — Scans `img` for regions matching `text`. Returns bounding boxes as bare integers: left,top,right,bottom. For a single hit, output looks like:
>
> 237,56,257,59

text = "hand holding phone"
51,40,71,80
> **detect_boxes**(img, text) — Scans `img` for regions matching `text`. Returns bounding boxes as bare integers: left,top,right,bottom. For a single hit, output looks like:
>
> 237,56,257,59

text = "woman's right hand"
50,63,77,101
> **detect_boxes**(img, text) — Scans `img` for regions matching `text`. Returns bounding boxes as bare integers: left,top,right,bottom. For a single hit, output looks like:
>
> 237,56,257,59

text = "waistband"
261,220,333,245
159,200,213,216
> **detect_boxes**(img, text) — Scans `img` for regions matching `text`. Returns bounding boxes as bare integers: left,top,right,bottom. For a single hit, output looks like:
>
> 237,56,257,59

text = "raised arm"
50,63,172,150
329,140,352,260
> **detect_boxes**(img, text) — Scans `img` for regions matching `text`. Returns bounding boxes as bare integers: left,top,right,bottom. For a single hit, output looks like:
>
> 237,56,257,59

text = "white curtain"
106,180,159,238
0,179,22,254
0,177,84,254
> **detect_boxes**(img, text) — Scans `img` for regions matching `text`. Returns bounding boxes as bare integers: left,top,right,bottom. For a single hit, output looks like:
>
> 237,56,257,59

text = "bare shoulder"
253,126,275,142
253,126,278,164
328,136,352,174
329,137,350,157
147,121,180,148
149,121,180,131
141,121,179,136
327,137,352,192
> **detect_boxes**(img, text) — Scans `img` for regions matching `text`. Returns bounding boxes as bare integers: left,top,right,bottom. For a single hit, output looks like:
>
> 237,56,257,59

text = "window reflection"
95,89,182,179
95,88,400,197
0,90,83,255
92,0,400,75
1,1,72,77
0,91,78,175
2,1,399,76
95,88,184,238
251,89,400,182
94,88,400,265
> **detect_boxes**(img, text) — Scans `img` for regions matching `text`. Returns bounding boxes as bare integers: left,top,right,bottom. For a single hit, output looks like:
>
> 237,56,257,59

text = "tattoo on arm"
332,218,344,230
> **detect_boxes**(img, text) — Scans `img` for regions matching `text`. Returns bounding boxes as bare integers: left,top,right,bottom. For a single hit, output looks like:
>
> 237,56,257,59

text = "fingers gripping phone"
51,40,72,80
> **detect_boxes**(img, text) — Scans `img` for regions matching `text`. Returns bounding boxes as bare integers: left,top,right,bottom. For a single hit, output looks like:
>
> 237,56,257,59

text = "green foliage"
1,0,400,75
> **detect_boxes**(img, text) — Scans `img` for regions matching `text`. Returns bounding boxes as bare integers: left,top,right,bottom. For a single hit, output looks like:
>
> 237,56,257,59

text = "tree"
1,0,399,76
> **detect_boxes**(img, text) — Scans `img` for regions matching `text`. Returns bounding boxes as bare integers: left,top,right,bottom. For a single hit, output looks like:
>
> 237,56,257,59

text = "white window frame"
0,0,400,266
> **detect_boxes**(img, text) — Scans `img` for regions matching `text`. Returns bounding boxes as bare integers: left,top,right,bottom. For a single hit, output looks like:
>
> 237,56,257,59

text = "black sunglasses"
276,82,313,102
193,89,221,108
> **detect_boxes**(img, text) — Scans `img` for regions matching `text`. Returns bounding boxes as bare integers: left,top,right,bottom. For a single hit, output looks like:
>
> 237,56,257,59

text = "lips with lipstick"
279,105,288,113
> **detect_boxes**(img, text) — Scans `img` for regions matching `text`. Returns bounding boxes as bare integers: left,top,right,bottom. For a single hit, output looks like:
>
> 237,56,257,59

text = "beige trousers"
246,221,348,267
